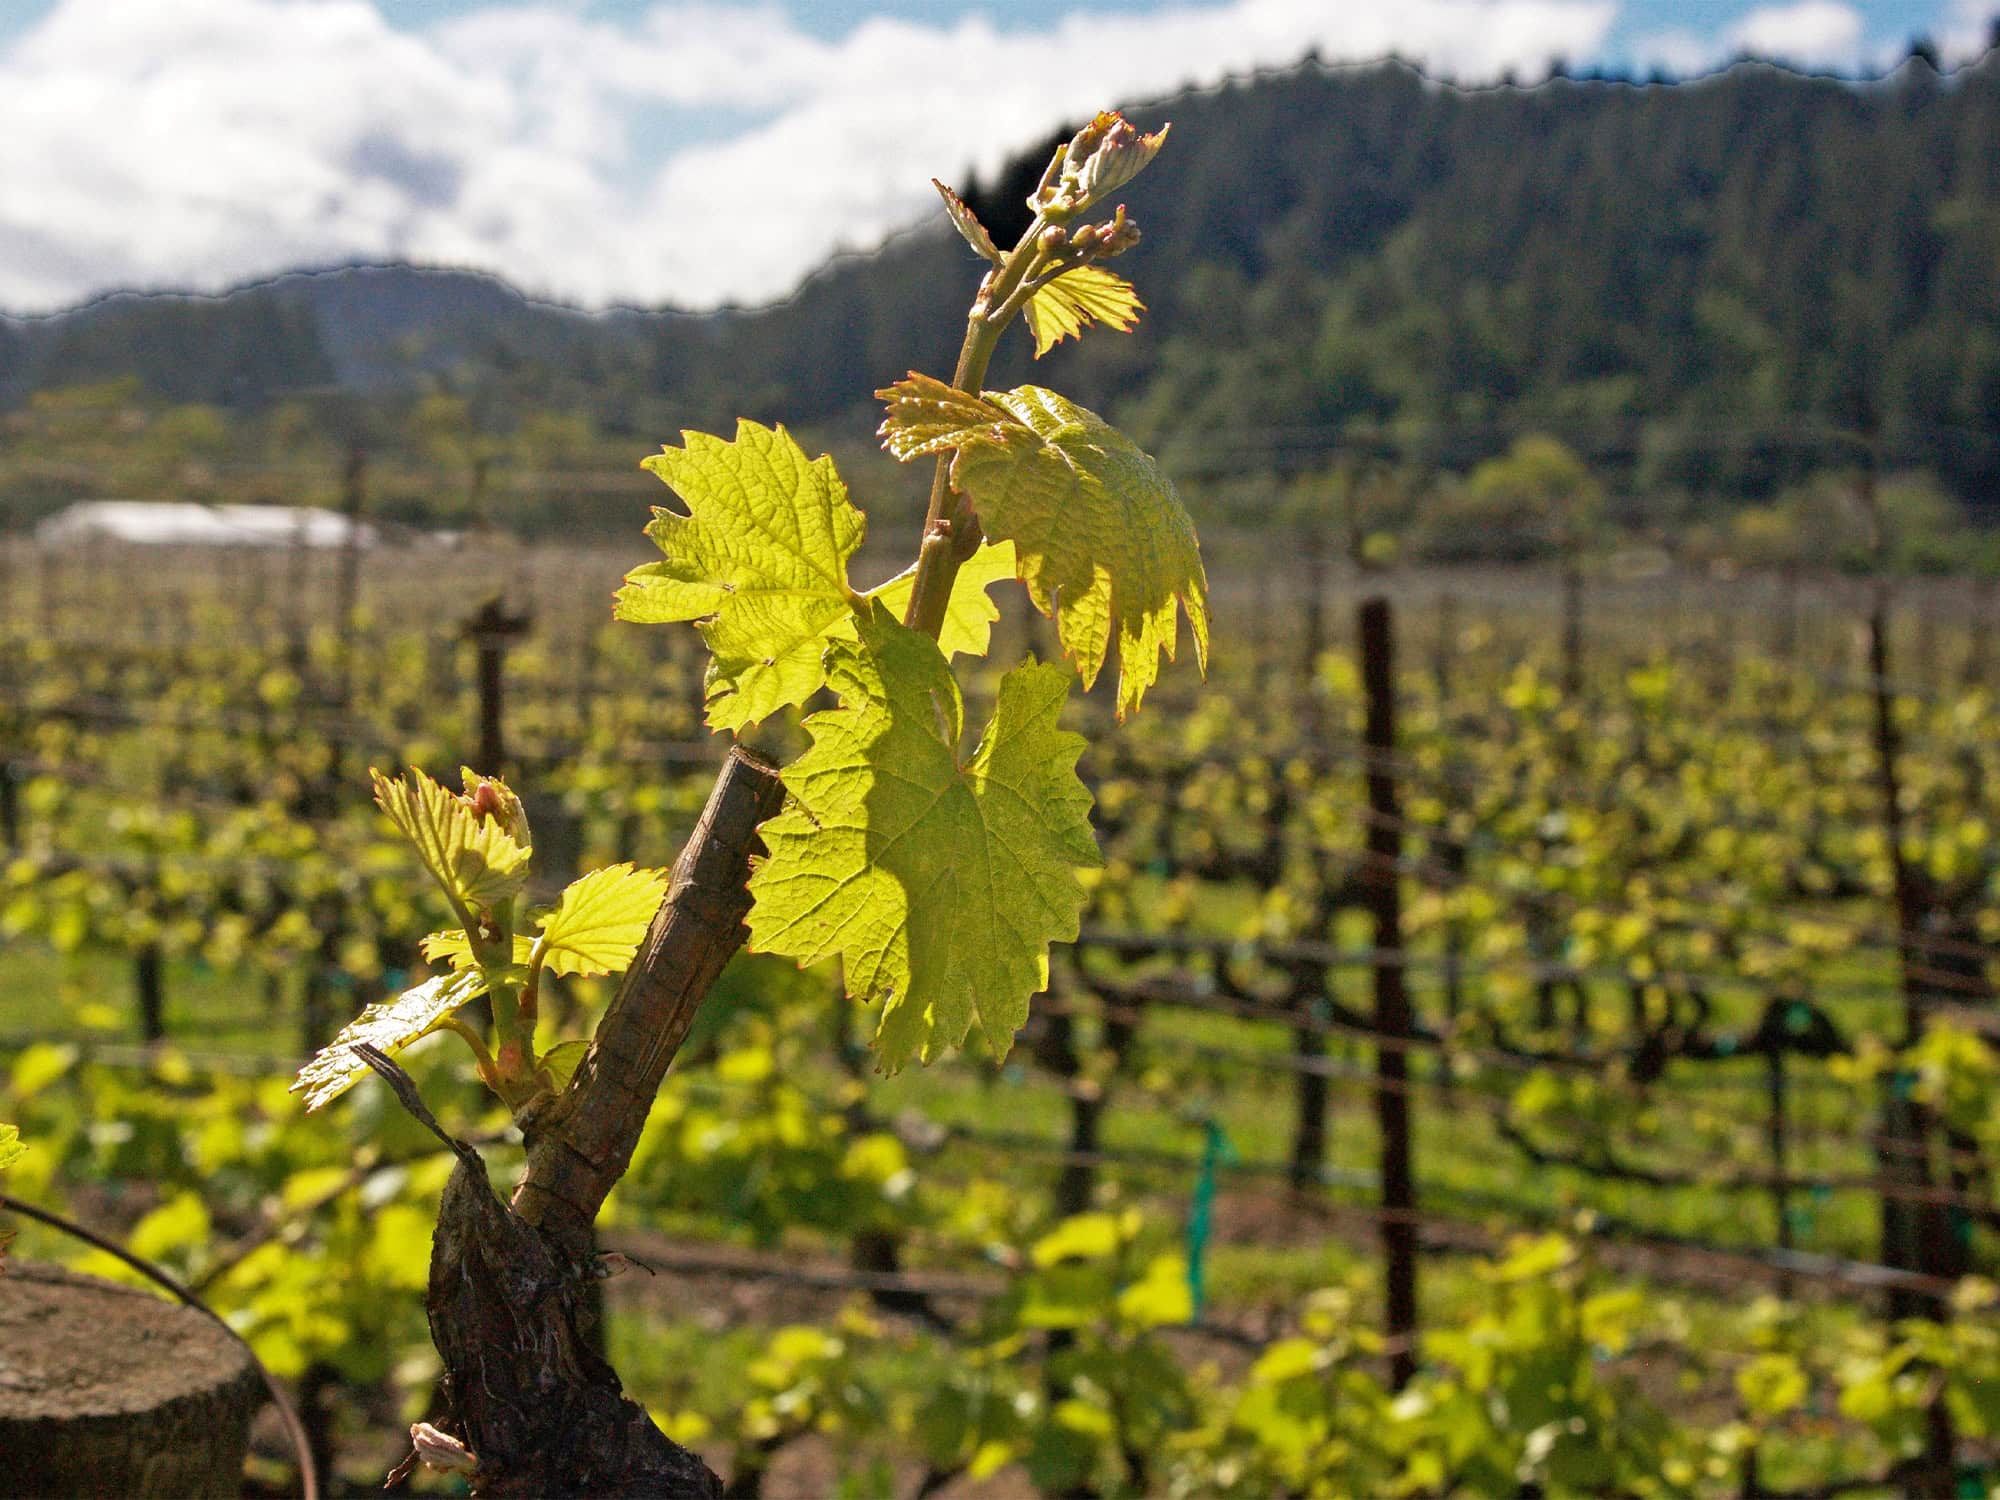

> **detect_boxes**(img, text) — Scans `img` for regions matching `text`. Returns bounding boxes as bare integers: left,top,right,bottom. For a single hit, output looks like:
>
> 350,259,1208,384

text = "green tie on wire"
1185,1119,1236,1323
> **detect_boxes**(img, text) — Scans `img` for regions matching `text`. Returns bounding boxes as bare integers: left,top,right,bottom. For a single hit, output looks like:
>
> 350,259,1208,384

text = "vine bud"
408,1423,478,1476
458,768,532,849
1098,206,1142,258
1037,225,1069,254
1051,110,1169,215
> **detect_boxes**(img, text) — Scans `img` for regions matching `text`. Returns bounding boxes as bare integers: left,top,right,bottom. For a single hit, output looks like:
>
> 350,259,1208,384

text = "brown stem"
511,745,784,1260
899,521,966,648
900,218,1052,642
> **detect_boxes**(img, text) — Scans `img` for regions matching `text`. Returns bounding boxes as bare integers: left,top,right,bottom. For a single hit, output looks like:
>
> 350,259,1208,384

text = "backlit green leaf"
421,930,534,968
1251,1337,1330,1386
537,862,670,978
1737,1353,1809,1419
1031,1211,1133,1267
860,539,1019,659
128,1191,212,1261
364,1204,436,1292
1117,1254,1194,1328
10,1043,77,1098
1481,1233,1576,1283
1019,1263,1113,1330
540,1039,592,1092
878,375,1207,718
1024,267,1143,358
746,606,1098,1072
291,969,489,1112
615,421,865,731
372,767,532,915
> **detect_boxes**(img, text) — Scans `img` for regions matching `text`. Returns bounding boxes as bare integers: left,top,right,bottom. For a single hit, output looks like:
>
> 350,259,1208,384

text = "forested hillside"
5,50,1998,528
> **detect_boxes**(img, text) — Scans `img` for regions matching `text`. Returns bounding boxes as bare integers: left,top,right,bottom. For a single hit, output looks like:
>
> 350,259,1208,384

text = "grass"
0,940,282,1053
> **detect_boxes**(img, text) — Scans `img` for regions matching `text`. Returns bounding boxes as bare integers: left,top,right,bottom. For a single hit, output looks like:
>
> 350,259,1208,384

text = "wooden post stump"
461,596,533,777
0,1262,263,1498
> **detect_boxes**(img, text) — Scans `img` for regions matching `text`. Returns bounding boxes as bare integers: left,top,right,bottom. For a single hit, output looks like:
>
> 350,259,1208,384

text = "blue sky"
431,0,1955,56
2,0,1994,314
0,0,1970,62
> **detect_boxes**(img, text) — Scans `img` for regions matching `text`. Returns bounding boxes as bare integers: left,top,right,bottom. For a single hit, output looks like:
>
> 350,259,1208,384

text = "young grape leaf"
935,179,1001,263
373,767,532,916
539,1039,592,1092
421,930,534,968
746,606,1098,1072
877,375,1208,718
1024,268,1143,358
537,863,670,978
614,421,865,732
872,378,1008,459
292,969,489,1112
461,769,533,848
859,539,1019,659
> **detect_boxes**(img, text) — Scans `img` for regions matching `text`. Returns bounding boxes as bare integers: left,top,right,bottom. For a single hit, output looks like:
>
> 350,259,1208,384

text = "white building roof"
33,502,378,549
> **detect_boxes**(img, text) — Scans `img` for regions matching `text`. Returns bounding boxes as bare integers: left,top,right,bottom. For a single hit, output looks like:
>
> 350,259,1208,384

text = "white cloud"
1935,0,2000,61
0,0,1618,314
1724,1,1865,67
1625,27,1723,76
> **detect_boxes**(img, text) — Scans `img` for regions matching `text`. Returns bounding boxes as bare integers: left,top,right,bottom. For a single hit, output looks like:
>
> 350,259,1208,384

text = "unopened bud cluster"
1030,110,1170,221
457,769,532,847
1068,205,1141,260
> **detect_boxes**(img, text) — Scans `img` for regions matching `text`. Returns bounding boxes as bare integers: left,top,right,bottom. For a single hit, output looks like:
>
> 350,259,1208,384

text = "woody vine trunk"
407,747,780,1497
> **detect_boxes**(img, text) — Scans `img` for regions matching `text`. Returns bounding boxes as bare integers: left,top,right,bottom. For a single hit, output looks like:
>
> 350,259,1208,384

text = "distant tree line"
3,48,1998,547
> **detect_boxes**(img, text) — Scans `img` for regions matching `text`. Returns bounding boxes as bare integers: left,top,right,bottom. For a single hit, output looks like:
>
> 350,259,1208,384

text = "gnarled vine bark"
381,746,782,1497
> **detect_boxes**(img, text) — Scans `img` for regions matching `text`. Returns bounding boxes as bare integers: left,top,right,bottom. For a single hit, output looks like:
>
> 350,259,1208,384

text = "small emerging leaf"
0,1123,21,1172
872,379,1011,461
291,969,489,1112
1024,267,1142,358
861,539,1019,659
935,179,1000,263
460,768,532,848
747,606,1098,1072
877,375,1208,718
540,1039,592,1092
373,767,532,915
615,421,864,732
1040,112,1170,215
537,863,670,978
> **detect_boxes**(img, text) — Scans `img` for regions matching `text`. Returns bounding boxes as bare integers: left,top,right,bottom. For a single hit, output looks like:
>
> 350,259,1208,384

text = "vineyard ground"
5,548,1995,1494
